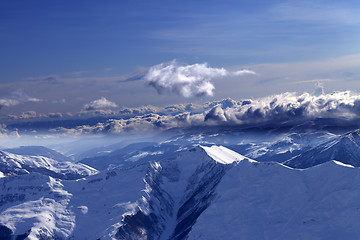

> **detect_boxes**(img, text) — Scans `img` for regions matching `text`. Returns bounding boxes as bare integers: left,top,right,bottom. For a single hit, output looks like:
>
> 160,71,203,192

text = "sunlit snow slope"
0,151,98,180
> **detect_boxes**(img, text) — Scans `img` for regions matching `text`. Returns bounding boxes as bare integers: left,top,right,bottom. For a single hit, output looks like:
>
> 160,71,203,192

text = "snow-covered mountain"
116,146,247,240
242,131,336,162
0,173,73,239
1,144,360,239
79,142,169,170
188,159,360,240
0,161,148,239
284,129,360,168
2,146,71,162
0,151,98,180
78,130,336,171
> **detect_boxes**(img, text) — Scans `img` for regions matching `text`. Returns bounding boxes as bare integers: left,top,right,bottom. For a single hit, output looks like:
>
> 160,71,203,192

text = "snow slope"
65,165,149,239
1,145,360,239
0,173,74,239
0,164,148,239
285,129,360,168
116,146,360,240
244,131,336,162
188,160,360,240
2,146,71,162
116,145,249,240
201,145,251,164
0,151,98,180
79,142,178,170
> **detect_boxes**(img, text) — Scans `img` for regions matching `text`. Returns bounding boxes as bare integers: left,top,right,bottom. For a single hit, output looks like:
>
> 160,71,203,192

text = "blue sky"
1,0,359,82
0,0,360,116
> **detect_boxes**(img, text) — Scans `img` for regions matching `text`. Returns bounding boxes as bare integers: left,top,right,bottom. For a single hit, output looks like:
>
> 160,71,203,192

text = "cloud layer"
43,91,360,135
202,91,360,126
5,91,360,136
83,97,118,110
145,60,255,98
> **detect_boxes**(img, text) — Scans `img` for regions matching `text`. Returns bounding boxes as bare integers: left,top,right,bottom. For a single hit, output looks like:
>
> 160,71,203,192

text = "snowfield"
188,159,360,240
1,142,360,239
0,151,98,180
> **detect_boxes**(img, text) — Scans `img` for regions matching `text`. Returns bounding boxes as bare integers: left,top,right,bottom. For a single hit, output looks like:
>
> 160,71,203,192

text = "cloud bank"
42,91,360,135
202,91,360,126
145,60,255,98
83,97,118,110
5,91,360,136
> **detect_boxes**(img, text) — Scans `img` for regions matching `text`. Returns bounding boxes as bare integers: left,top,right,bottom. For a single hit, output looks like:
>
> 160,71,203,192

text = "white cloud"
145,60,255,98
11,89,42,103
6,90,360,136
233,69,257,76
83,97,118,110
0,90,42,109
48,112,63,118
54,91,360,134
203,91,360,126
0,54,357,114
20,111,37,119
0,99,19,108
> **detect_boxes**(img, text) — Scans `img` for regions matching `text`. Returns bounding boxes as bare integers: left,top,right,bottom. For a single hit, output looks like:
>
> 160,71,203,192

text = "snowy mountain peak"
200,145,255,164
116,145,256,240
284,128,360,169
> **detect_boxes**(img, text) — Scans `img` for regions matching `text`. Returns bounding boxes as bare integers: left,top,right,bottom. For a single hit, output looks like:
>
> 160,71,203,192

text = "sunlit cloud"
0,99,19,108
83,97,118,110
145,60,255,98
45,91,360,135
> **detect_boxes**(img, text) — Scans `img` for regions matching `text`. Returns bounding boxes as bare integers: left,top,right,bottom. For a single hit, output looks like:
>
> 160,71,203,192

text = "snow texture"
1,143,360,239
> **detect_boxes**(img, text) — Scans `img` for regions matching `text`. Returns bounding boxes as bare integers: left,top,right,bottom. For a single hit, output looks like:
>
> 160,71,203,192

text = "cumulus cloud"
6,91,360,135
145,60,255,98
52,91,360,134
48,112,63,118
0,99,19,108
202,91,360,127
83,97,118,110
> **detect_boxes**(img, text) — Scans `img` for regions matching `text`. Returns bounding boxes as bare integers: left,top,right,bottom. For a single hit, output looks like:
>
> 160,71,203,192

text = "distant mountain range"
1,127,360,239
0,150,97,180
3,146,71,162
284,129,360,168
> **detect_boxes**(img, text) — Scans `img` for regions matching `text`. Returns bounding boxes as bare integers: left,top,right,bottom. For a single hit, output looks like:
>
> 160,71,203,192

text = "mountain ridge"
1,143,360,239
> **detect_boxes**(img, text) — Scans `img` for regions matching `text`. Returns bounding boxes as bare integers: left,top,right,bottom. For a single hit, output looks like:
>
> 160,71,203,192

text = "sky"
0,0,360,118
